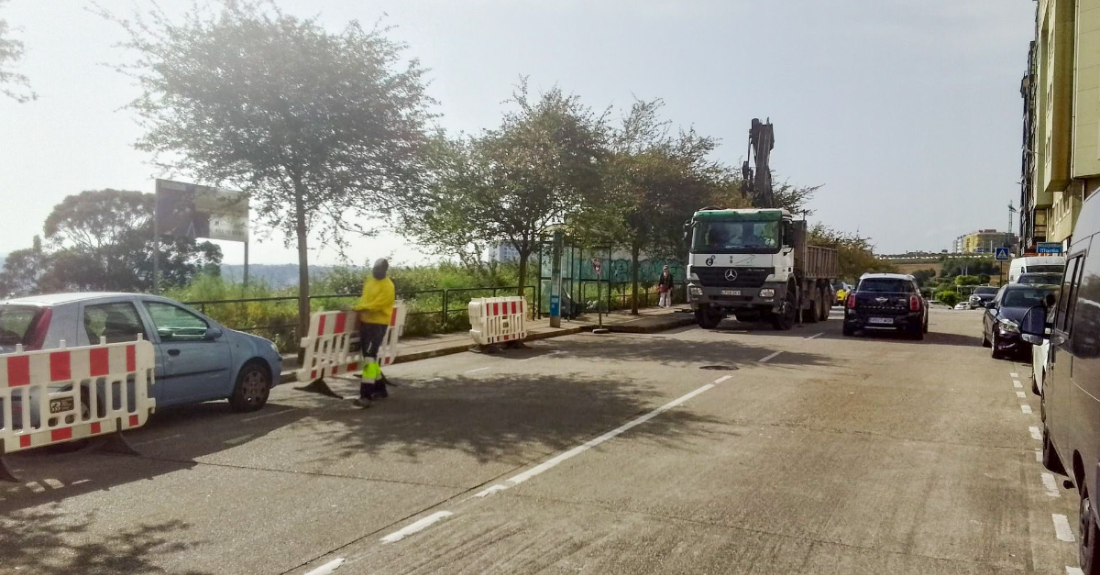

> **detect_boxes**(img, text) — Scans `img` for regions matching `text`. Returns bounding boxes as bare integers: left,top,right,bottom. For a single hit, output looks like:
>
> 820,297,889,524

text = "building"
489,242,520,263
953,235,966,254
959,230,1018,254
1020,0,1100,251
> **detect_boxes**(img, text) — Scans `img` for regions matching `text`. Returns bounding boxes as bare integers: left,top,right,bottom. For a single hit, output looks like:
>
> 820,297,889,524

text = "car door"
1063,243,1100,495
1049,250,1086,465
984,287,1005,342
141,300,232,405
77,299,160,409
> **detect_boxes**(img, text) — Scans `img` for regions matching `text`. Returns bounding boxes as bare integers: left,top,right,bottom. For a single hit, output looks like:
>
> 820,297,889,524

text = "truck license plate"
49,397,74,414
721,290,741,296
868,317,893,325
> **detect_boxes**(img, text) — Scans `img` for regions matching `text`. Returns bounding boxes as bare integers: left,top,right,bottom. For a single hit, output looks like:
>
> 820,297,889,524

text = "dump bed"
791,221,838,279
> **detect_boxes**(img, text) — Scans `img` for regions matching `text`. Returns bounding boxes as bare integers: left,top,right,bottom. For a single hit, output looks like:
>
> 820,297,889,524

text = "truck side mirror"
683,221,692,244
1020,305,1047,344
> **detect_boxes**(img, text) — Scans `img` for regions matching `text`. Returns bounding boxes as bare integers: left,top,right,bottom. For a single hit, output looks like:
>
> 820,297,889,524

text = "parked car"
1018,272,1063,286
1018,193,1100,572
981,284,1058,359
842,273,928,339
836,282,852,305
954,301,970,310
0,293,284,429
968,286,998,309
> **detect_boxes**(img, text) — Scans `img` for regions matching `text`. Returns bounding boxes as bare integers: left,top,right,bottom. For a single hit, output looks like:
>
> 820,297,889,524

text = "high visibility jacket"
355,276,395,325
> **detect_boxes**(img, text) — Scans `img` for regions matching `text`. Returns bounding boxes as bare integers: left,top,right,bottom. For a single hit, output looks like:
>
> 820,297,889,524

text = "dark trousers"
359,323,388,399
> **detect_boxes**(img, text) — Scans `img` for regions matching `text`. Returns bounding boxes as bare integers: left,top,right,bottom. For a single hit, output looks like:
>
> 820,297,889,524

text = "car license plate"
721,290,741,296
49,397,74,415
868,317,893,325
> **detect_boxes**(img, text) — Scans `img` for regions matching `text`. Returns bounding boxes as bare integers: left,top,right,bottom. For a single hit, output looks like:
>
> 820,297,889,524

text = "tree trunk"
630,242,640,315
294,188,310,350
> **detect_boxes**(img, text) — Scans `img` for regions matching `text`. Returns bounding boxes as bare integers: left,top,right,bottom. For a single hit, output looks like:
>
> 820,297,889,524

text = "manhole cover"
700,365,738,371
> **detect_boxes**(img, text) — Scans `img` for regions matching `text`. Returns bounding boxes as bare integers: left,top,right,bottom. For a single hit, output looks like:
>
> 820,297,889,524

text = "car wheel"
991,333,1005,359
1081,490,1100,575
229,361,271,413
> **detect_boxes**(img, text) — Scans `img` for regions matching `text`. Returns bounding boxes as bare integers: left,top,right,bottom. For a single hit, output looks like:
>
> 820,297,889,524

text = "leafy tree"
936,291,959,307
809,224,896,281
101,0,433,344
0,236,48,297
911,268,937,287
955,275,980,287
401,81,608,296
0,0,33,102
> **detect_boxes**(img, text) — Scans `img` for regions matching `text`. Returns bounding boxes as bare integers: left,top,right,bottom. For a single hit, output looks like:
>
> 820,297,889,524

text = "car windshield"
692,220,779,254
1002,287,1055,308
0,305,42,351
1018,273,1062,285
858,279,913,293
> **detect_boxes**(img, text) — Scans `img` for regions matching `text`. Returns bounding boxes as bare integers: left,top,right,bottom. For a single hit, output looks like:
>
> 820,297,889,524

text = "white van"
1008,255,1065,284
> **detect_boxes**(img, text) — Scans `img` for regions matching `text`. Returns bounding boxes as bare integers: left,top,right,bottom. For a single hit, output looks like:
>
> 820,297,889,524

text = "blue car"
0,293,283,427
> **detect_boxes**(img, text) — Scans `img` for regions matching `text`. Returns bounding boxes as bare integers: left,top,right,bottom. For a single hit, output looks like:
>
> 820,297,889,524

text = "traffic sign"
592,258,602,276
994,247,1011,261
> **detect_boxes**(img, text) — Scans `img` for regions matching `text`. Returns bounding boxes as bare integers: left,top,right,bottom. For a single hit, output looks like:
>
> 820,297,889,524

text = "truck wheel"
772,288,796,331
804,294,819,324
818,289,830,322
695,307,723,330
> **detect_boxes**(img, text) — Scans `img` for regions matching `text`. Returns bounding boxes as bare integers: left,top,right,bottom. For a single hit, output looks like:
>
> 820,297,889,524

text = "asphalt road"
0,308,1083,575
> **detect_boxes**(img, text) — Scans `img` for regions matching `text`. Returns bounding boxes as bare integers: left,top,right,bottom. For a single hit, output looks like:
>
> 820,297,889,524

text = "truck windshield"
692,220,779,254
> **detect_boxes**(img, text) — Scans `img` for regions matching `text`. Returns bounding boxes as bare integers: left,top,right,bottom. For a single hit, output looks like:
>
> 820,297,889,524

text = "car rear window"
1027,265,1064,274
0,305,43,350
973,287,998,295
858,279,914,293
1002,287,1056,308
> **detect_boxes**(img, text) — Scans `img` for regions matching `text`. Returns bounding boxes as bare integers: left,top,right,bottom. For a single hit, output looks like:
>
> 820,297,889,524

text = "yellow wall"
1040,0,1076,194
1073,0,1100,179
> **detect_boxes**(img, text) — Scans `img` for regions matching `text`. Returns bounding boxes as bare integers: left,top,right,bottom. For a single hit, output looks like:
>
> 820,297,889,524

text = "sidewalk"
280,305,695,382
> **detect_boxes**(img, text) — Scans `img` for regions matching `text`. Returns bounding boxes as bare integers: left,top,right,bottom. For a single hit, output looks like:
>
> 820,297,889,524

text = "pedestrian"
353,258,395,407
658,265,674,308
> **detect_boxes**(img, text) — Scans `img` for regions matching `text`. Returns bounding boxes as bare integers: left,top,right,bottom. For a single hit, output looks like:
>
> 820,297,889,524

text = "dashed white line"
464,367,491,374
1030,426,1043,440
1022,404,1033,414
1016,391,1027,398
1036,449,1044,462
473,484,508,498
224,434,253,446
133,433,183,446
303,558,345,575
1054,514,1076,542
380,511,453,543
1067,567,1085,575
806,332,824,340
714,375,732,384
1011,372,1020,378
759,351,783,363
1043,473,1062,497
1014,380,1024,389
241,408,298,422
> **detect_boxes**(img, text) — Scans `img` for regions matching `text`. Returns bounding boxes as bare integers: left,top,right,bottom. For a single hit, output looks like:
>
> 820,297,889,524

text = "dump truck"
685,208,838,330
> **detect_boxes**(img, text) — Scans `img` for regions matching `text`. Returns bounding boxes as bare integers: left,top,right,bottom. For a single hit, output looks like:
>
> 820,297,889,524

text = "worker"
353,258,396,407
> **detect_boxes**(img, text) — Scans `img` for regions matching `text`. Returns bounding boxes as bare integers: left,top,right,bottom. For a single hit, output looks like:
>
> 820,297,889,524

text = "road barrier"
0,338,156,480
296,302,407,384
469,297,528,347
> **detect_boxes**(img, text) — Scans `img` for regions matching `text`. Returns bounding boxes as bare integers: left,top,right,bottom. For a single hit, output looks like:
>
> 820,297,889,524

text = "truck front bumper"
687,282,785,311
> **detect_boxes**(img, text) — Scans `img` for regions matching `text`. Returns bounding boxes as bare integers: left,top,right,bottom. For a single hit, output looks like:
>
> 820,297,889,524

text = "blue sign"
994,247,1011,261
1037,242,1063,255
549,295,560,317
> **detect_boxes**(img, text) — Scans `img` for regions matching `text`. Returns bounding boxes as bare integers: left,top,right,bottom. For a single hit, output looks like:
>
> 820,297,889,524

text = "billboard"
155,179,248,242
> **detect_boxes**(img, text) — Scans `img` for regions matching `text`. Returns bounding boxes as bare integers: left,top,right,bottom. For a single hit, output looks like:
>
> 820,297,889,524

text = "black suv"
842,273,928,339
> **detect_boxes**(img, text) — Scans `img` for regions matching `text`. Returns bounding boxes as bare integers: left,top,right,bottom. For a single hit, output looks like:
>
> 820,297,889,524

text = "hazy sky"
0,0,1035,266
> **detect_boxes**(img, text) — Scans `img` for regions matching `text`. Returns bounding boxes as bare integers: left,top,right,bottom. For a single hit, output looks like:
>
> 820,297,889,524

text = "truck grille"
695,267,771,288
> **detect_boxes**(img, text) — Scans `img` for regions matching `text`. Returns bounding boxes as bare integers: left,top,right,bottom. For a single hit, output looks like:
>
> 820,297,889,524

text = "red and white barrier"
469,297,528,346
297,302,407,382
0,338,156,455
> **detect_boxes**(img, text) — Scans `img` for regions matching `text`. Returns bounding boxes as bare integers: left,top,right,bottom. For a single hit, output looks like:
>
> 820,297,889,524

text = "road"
0,308,1083,574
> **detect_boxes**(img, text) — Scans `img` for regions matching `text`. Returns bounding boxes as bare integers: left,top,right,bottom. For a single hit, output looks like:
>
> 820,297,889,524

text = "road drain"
700,365,738,371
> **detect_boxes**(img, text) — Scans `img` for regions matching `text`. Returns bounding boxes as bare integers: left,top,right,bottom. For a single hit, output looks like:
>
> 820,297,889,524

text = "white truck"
685,208,839,330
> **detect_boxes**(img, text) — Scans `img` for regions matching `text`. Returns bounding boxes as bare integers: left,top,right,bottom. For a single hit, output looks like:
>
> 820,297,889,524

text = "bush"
935,291,959,307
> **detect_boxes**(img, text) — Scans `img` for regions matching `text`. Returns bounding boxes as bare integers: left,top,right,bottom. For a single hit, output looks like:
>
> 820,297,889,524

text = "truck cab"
686,208,837,330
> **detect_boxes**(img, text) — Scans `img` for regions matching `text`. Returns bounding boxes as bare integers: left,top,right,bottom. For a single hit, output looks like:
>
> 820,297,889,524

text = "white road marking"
806,332,824,340
759,351,783,363
1014,380,1024,388
1067,567,1085,575
42,478,63,489
1022,404,1033,414
1037,449,1044,462
519,350,567,363
133,433,183,446
241,408,298,422
25,482,44,494
303,558,344,575
224,434,253,446
380,511,453,543
501,383,718,491
464,367,490,374
714,375,732,384
473,484,508,498
1043,473,1062,497
70,479,90,486
1017,391,1027,398
1011,372,1020,377
1030,426,1043,440
1054,514,1076,541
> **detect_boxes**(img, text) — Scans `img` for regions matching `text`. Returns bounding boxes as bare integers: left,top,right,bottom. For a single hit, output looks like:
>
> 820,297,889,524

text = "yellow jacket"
355,276,395,325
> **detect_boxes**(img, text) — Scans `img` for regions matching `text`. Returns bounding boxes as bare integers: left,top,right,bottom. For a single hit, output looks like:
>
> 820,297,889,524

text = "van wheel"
1080,490,1100,575
229,361,271,412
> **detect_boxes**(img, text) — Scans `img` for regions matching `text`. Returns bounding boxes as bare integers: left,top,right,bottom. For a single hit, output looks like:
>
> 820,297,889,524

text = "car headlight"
759,288,775,298
689,286,703,296
998,319,1019,333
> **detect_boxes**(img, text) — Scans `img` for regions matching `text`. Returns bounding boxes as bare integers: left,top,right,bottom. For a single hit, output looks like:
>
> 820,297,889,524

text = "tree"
911,268,937,287
955,275,980,287
38,189,221,292
0,236,48,297
809,224,896,281
0,0,33,102
401,80,609,296
101,0,433,344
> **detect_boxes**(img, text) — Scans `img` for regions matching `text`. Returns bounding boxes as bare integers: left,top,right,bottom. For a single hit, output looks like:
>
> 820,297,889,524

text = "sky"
0,0,1036,266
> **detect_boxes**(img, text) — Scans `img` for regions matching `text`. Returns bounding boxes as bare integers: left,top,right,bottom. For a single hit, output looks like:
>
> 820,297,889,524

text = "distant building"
490,242,520,263
959,229,1018,254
